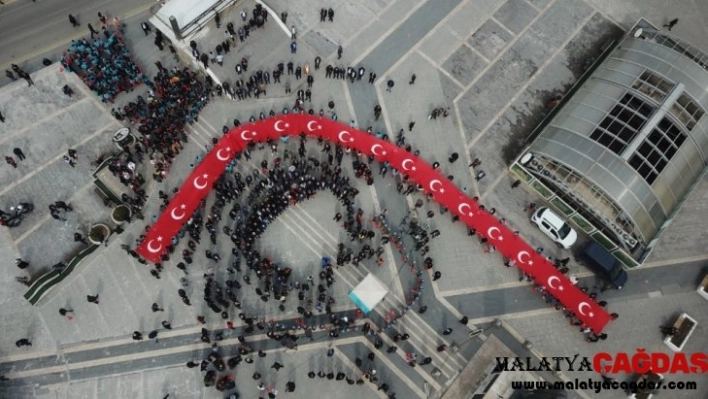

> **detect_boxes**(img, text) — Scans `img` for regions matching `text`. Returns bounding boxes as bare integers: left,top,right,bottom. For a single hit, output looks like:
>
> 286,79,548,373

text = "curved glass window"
590,93,654,155
627,117,686,184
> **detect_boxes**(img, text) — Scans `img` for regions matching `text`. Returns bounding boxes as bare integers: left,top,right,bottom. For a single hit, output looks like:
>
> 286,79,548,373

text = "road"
0,0,154,73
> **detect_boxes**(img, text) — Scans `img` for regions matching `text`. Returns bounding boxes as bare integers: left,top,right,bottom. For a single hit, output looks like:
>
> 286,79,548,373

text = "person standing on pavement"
48,204,65,221
15,339,32,347
16,259,29,269
19,70,33,86
374,105,382,121
88,23,98,38
141,22,151,36
12,147,25,161
86,294,99,304
663,18,678,31
6,156,17,168
63,155,76,168
68,14,80,27
74,232,88,245
54,201,73,212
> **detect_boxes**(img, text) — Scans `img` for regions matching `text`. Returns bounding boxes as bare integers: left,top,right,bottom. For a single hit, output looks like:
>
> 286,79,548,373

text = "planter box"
698,274,708,301
88,223,111,246
111,205,132,225
663,313,698,352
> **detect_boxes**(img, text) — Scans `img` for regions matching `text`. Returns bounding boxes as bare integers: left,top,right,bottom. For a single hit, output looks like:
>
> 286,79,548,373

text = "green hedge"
24,244,99,305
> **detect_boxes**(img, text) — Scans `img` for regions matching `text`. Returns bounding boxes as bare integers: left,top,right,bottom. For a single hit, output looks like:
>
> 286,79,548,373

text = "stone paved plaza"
0,0,707,398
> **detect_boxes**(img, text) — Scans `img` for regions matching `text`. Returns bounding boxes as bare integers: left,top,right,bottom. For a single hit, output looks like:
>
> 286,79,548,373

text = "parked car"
575,241,628,289
530,207,577,249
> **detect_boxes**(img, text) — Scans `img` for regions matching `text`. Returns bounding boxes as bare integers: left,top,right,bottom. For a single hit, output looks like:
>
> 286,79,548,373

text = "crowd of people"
105,151,146,191
61,27,145,102
133,124,444,397
188,3,270,74
4,3,619,397
111,66,212,181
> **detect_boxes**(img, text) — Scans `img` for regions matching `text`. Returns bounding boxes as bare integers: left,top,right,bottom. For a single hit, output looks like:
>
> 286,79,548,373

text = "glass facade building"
516,25,708,262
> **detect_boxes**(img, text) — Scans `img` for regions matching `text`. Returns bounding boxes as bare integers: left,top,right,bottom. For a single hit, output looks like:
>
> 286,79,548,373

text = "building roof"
524,22,708,254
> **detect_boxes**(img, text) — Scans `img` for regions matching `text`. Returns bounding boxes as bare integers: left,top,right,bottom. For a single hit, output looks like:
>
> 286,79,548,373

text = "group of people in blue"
60,27,145,103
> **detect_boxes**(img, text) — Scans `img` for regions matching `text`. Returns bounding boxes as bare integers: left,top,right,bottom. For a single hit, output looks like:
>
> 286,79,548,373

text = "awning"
348,273,388,314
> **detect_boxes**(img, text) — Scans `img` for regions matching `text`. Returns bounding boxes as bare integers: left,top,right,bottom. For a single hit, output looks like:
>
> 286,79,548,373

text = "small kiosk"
349,273,388,314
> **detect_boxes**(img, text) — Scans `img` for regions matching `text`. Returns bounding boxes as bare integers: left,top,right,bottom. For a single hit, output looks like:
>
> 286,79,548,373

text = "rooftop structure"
515,20,708,265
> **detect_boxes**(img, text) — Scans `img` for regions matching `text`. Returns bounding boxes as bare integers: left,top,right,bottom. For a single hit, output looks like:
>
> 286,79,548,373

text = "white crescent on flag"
146,237,163,253
547,276,563,291
274,120,288,132
240,130,257,141
193,174,209,190
402,159,415,171
371,144,386,156
458,203,473,216
216,148,231,161
338,131,353,142
487,226,502,241
307,121,321,131
578,302,592,317
517,251,532,265
429,179,444,193
170,204,187,221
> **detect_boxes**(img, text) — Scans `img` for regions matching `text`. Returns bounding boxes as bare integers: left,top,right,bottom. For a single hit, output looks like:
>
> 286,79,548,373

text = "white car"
530,207,577,249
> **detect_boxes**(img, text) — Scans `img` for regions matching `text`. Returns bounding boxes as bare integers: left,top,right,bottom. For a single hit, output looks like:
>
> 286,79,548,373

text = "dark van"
576,242,628,289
